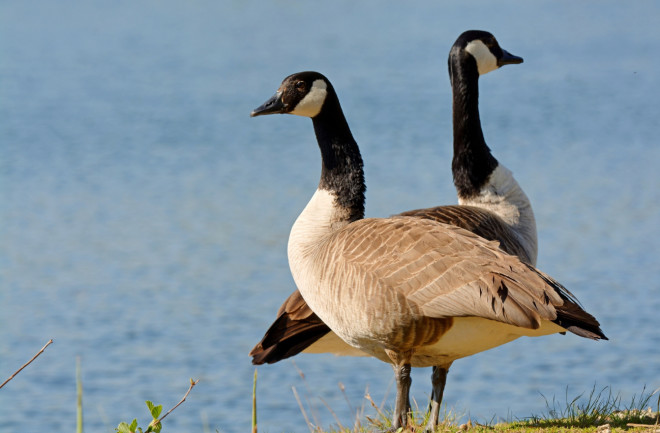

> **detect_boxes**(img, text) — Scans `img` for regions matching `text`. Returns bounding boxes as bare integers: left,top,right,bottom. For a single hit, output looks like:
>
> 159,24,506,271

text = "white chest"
459,164,538,265
287,188,348,309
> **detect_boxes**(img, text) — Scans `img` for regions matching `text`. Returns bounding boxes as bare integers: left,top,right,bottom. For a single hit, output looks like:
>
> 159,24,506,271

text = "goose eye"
295,81,306,91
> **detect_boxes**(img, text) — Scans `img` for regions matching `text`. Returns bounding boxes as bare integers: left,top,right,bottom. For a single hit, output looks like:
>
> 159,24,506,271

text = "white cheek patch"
290,79,328,118
465,40,498,75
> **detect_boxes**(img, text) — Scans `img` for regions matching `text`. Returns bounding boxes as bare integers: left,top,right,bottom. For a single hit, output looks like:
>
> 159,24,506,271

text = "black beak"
250,91,287,117
497,49,524,67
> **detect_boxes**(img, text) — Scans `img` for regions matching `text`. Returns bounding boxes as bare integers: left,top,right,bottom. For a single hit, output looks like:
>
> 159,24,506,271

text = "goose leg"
385,349,414,430
424,366,449,432
391,362,412,430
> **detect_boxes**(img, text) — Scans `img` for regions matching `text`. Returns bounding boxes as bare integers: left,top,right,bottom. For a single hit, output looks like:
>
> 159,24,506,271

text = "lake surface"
1,1,659,432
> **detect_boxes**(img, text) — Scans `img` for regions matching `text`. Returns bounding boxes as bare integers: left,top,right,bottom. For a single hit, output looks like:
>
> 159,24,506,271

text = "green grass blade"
252,369,258,433
76,356,83,433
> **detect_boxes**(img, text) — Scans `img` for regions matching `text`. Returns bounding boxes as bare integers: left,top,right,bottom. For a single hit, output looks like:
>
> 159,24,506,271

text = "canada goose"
250,70,606,431
251,31,536,364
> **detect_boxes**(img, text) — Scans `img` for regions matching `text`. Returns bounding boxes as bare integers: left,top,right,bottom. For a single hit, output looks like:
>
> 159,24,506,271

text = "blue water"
1,1,659,432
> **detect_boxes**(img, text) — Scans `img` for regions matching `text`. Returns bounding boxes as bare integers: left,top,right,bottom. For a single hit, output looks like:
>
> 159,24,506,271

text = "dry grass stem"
319,396,344,431
292,360,322,427
0,339,54,390
150,378,199,430
293,385,315,433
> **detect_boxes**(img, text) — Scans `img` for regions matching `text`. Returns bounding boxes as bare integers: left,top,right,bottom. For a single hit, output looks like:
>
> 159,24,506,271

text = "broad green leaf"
145,401,163,419
129,419,138,431
116,420,135,433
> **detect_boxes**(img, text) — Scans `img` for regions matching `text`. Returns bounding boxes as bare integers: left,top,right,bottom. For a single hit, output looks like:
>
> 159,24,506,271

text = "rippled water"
1,1,659,432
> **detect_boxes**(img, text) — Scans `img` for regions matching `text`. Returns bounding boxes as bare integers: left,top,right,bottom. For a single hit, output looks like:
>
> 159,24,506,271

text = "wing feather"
324,217,562,330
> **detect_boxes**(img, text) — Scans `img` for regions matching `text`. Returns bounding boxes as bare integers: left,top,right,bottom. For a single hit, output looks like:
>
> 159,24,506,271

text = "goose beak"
251,91,287,117
498,49,523,66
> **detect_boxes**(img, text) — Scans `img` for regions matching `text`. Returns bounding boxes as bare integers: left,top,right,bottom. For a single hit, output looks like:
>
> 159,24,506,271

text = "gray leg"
391,362,412,430
424,366,448,432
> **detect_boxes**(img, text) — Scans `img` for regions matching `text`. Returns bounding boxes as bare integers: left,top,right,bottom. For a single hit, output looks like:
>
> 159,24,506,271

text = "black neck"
312,92,365,222
450,56,498,199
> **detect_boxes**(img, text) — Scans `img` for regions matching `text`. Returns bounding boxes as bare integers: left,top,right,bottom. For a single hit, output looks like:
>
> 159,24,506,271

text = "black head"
251,71,332,118
450,30,523,77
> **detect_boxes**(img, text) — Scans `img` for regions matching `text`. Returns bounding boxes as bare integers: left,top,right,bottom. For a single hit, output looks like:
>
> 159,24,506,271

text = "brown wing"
323,217,604,340
328,217,560,330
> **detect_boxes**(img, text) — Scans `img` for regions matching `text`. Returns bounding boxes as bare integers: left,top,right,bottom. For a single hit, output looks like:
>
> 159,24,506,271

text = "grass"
279,379,660,433
77,356,83,433
525,385,660,429
4,342,659,432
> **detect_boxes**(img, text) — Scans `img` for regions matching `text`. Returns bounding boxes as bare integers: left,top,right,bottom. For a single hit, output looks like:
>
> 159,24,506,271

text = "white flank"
290,79,328,118
465,40,499,75
409,316,564,367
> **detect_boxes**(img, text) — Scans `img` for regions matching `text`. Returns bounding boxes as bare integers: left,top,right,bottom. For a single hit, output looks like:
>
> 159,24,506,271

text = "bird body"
289,199,567,369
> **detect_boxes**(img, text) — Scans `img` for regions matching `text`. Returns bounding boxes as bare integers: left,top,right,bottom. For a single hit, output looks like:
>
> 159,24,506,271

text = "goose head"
250,71,364,223
450,30,523,77
251,71,332,118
